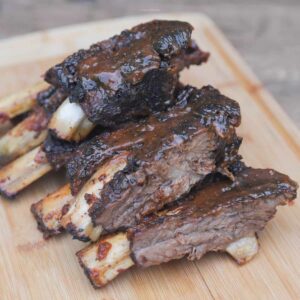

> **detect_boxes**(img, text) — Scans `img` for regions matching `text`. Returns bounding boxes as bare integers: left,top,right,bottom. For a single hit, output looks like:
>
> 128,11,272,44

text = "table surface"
0,0,299,127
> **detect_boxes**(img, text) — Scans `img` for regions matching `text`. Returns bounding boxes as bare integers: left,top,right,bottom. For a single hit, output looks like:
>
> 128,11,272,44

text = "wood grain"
0,13,299,300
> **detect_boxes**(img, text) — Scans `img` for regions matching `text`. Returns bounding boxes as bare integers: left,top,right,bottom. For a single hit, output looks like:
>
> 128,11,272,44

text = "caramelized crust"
67,85,241,195
62,85,242,241
45,20,209,125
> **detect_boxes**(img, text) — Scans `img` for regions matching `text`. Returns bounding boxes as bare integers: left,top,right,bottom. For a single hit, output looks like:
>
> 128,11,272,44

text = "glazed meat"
62,85,242,241
77,166,298,288
37,86,68,114
45,20,209,125
66,85,241,195
129,166,298,267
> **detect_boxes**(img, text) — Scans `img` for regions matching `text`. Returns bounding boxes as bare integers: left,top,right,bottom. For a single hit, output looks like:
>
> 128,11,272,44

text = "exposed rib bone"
0,119,13,137
31,184,74,238
0,108,49,165
76,233,258,288
76,232,134,288
61,152,130,242
0,110,96,196
0,82,48,119
72,117,95,142
0,146,52,198
226,235,259,264
49,99,95,142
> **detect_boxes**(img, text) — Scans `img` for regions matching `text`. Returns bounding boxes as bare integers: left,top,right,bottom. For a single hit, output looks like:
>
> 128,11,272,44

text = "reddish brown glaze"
45,20,209,125
85,193,98,205
24,106,49,133
33,149,48,164
61,203,71,216
0,112,9,124
63,85,242,241
129,167,298,267
97,241,112,261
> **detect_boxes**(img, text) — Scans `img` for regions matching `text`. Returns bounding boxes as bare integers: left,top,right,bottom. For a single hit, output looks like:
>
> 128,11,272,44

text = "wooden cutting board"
0,13,299,300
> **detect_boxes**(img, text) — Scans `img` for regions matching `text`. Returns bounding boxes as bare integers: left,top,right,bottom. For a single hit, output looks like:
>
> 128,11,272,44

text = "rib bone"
0,146,52,198
0,108,49,165
0,82,48,119
72,117,95,142
76,233,259,288
31,152,130,239
48,99,95,142
0,110,97,197
75,166,297,288
226,235,259,264
31,184,74,238
77,232,134,288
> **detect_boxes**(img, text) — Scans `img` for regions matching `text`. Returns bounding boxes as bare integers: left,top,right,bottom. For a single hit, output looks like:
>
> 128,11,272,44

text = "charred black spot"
37,86,67,113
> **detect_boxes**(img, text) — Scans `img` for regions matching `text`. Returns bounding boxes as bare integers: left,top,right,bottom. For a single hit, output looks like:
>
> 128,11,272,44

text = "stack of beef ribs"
0,20,297,288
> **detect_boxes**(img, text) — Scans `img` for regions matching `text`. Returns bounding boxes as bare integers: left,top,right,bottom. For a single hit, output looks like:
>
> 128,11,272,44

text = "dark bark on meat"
44,20,209,126
64,85,242,241
42,133,78,170
43,124,106,171
128,167,298,267
67,85,241,195
90,131,241,233
37,86,67,114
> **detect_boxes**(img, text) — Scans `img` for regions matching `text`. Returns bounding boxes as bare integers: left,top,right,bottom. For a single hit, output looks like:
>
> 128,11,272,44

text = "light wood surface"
0,13,299,300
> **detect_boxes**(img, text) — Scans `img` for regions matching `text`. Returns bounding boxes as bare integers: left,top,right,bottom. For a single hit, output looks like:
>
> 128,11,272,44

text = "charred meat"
43,133,79,170
45,20,209,125
31,184,74,238
62,85,241,241
66,85,241,194
37,86,68,114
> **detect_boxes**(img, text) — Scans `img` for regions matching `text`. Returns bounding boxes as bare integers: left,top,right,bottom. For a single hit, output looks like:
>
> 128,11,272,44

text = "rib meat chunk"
76,166,298,288
37,86,67,114
66,85,241,195
62,85,242,241
129,167,298,267
44,20,209,125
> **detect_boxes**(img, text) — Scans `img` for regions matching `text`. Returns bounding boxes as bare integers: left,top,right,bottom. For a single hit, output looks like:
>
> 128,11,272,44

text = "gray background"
0,0,299,127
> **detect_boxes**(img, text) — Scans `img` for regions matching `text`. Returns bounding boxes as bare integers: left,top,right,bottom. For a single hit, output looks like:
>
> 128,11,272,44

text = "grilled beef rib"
45,20,209,125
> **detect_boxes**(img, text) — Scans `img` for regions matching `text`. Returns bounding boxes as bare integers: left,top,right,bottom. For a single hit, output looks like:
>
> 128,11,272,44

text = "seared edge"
0,107,49,165
76,233,260,288
31,184,74,238
0,146,52,198
45,20,208,127
61,153,130,242
76,232,134,288
129,168,298,267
